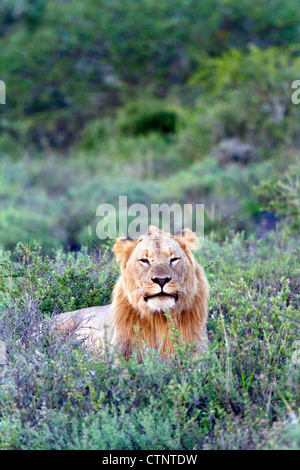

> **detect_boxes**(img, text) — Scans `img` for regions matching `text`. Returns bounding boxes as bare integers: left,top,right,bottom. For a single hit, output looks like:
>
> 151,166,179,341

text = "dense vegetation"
0,0,299,450
0,0,299,252
0,234,299,449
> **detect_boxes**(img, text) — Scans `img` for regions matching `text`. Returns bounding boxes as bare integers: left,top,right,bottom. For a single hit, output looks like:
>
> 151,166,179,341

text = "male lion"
54,226,209,359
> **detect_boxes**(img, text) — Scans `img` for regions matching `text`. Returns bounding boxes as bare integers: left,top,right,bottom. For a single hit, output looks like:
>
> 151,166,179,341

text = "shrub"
254,164,300,231
117,100,178,137
192,46,300,149
0,242,117,321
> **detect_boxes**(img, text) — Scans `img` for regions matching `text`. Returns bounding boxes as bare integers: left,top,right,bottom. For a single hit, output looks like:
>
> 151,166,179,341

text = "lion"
54,226,209,360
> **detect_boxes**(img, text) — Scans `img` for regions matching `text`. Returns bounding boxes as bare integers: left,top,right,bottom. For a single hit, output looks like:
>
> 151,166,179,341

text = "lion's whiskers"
178,287,187,294
131,288,143,296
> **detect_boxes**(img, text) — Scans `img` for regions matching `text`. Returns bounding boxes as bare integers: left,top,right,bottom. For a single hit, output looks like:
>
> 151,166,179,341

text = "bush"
254,164,300,232
117,100,178,137
192,46,300,149
0,242,117,320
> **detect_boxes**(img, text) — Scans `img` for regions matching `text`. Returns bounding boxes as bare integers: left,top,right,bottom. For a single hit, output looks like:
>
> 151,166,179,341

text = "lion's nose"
152,277,171,288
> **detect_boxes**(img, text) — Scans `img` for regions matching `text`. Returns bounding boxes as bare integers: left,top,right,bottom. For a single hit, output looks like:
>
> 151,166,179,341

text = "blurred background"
0,0,299,254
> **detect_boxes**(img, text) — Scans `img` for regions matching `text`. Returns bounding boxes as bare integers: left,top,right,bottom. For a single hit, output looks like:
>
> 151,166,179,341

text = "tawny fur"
54,226,209,360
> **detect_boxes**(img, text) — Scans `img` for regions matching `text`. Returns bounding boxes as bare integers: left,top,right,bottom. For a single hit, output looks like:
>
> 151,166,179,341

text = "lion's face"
114,226,199,316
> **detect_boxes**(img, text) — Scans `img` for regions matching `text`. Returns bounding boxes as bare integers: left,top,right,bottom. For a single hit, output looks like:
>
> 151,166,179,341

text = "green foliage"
0,241,117,319
117,100,178,136
0,0,220,149
192,46,300,148
0,233,299,449
254,163,300,231
1,0,300,149
221,0,300,46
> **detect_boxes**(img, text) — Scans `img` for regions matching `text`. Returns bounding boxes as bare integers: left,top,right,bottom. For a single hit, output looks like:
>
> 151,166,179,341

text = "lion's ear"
175,228,197,251
113,237,137,267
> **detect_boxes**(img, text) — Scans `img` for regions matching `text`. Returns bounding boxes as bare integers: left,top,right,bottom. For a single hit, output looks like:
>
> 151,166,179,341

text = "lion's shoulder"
54,304,113,346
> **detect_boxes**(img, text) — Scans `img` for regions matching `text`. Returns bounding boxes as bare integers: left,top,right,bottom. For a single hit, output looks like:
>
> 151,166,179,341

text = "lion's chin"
146,296,176,313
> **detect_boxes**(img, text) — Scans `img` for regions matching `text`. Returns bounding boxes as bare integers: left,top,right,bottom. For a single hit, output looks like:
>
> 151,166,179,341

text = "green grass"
0,232,299,450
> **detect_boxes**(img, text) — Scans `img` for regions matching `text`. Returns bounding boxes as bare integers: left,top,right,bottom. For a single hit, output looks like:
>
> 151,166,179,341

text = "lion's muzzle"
143,291,179,302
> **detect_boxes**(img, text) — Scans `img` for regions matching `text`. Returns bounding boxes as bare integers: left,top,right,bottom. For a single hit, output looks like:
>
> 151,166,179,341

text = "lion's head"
113,225,206,318
111,226,209,358
54,226,208,359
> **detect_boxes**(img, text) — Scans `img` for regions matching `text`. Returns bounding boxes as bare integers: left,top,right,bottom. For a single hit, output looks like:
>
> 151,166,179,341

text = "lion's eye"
139,259,149,265
170,257,180,266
